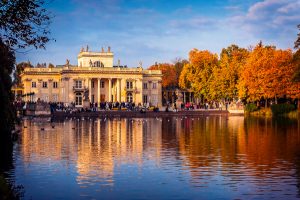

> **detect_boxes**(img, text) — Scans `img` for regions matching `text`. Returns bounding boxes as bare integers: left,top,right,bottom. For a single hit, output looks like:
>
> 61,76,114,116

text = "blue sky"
16,0,300,67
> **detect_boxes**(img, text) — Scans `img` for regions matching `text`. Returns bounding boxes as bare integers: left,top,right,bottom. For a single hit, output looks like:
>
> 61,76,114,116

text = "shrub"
271,104,296,116
245,103,258,112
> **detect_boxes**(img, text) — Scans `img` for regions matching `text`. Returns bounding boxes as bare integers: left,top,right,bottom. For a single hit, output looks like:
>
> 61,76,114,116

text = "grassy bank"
245,103,300,118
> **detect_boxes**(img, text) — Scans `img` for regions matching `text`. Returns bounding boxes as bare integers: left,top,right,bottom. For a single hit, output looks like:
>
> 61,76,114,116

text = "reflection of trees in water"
176,116,300,191
14,117,300,197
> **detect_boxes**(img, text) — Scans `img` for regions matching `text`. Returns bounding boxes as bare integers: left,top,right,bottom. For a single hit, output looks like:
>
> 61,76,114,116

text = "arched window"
127,93,133,103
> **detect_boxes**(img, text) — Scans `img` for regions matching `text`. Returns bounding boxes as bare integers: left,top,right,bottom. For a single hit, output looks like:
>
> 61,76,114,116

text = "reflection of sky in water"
10,117,300,199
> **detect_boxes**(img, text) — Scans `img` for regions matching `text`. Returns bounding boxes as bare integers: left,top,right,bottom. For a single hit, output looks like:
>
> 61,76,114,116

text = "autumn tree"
239,43,294,107
148,63,177,88
209,45,248,100
179,49,218,100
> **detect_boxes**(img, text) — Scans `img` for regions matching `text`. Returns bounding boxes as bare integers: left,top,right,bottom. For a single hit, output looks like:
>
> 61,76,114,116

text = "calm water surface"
6,116,300,199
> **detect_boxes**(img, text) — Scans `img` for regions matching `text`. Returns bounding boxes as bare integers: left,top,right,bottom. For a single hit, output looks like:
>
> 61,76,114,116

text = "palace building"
20,46,162,107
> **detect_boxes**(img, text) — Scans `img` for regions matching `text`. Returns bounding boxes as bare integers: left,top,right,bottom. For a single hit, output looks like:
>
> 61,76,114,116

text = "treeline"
148,42,300,107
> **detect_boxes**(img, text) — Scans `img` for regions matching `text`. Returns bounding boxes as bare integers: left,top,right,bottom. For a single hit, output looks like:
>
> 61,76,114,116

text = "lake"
6,116,300,199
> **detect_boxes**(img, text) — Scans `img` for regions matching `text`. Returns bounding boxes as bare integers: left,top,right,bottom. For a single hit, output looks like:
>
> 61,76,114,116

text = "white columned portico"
97,78,101,106
108,78,112,102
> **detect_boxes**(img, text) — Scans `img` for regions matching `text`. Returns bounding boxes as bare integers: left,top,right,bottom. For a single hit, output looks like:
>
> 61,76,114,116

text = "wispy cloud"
16,0,300,67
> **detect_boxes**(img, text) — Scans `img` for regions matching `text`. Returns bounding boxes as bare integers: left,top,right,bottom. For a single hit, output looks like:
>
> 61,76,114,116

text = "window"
75,80,82,89
42,82,48,88
126,81,133,89
53,82,58,88
101,81,105,88
75,93,83,106
143,95,148,103
92,81,94,88
127,93,133,102
152,83,157,89
143,83,148,89
32,82,36,88
94,61,101,67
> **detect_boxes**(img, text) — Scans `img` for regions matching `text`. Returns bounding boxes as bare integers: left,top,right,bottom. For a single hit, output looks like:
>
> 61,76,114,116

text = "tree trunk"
275,95,277,104
265,99,268,108
298,98,300,111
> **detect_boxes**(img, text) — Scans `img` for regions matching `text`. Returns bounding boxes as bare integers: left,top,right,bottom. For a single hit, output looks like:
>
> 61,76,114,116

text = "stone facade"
20,47,163,107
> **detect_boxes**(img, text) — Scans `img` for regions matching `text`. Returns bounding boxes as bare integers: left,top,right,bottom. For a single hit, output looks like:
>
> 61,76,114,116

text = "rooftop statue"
66,59,70,66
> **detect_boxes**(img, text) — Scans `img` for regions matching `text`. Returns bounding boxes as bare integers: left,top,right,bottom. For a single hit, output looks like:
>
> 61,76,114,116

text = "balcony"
73,86,88,92
125,87,140,94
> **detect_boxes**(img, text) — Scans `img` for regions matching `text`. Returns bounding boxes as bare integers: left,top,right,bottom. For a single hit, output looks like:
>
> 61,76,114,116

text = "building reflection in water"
19,116,300,198
21,118,163,187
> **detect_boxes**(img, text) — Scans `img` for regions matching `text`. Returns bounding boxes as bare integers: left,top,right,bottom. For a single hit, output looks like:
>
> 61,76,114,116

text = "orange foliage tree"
238,43,294,106
179,49,218,99
148,63,177,88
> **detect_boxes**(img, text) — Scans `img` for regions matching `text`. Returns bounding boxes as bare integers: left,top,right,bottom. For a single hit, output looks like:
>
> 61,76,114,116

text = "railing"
73,86,88,91
24,66,162,75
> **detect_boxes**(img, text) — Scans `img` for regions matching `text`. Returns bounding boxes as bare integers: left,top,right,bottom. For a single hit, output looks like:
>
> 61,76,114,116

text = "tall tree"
0,0,51,136
289,50,300,110
13,62,33,86
294,24,300,49
0,0,51,49
239,43,293,106
148,63,177,88
209,45,248,100
173,58,189,88
179,49,218,100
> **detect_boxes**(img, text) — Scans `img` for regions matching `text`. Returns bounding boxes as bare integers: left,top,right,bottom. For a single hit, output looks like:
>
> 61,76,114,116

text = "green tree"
173,58,188,88
294,24,300,49
13,62,33,86
209,45,248,100
0,0,51,49
179,49,218,100
0,0,51,142
48,63,55,68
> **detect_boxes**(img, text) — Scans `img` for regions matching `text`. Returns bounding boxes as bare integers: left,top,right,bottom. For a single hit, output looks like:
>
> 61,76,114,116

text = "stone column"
133,79,136,103
48,79,52,102
38,79,42,101
88,78,91,102
117,79,120,102
108,78,112,102
97,78,101,106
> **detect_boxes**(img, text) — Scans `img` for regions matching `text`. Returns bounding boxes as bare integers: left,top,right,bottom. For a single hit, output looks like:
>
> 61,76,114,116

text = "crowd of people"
14,99,236,115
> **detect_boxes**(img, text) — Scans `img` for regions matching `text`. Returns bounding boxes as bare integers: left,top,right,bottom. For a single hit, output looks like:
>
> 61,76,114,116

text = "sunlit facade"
20,47,163,107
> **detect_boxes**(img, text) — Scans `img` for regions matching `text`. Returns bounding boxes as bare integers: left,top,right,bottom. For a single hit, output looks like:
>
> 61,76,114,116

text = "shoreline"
23,110,237,119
